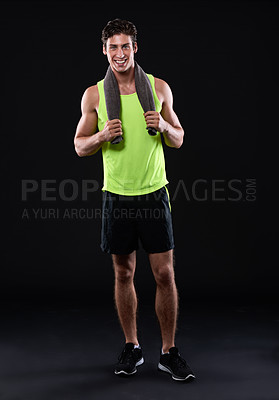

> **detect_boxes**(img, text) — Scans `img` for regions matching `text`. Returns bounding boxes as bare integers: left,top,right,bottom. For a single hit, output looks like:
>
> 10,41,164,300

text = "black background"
2,0,278,306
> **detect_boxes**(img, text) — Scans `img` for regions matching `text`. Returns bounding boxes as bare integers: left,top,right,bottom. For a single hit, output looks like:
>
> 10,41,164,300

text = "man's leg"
112,250,139,345
148,249,178,353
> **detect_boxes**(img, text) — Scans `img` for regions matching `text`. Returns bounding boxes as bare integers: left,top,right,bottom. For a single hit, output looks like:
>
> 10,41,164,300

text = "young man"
74,19,195,381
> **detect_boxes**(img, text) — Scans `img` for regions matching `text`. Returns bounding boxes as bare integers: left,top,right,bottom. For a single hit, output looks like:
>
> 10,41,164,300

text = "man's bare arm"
74,85,123,157
144,78,184,149
160,80,184,148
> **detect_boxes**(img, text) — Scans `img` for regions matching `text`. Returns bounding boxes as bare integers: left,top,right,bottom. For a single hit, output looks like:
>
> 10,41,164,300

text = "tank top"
97,73,168,195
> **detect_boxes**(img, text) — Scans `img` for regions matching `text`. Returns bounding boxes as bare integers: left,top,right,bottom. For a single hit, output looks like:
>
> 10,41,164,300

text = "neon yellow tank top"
97,73,168,195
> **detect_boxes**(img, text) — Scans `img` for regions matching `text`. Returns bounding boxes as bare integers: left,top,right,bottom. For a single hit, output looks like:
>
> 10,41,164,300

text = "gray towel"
103,61,157,144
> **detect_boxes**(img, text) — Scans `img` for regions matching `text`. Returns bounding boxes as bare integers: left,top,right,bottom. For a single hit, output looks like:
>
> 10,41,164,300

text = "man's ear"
134,42,138,53
103,44,107,55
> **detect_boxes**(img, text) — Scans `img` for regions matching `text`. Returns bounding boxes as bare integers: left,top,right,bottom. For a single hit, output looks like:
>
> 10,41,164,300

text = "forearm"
74,131,104,157
163,122,184,148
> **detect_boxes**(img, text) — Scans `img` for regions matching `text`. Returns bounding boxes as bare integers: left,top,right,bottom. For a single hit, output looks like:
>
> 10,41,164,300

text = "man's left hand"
143,111,167,134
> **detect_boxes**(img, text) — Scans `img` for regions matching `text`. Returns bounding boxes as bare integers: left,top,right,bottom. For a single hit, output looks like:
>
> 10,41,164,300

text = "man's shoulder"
154,77,171,91
153,77,171,104
84,84,99,98
82,84,99,111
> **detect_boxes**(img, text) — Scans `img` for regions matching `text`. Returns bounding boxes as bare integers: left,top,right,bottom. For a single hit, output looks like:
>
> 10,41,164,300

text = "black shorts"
100,186,175,255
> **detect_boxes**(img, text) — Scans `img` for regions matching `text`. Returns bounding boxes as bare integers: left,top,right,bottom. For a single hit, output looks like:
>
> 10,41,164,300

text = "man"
74,19,195,381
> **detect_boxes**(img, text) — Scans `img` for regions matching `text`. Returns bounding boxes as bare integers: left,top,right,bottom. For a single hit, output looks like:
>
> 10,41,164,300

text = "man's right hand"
74,85,123,156
101,119,123,142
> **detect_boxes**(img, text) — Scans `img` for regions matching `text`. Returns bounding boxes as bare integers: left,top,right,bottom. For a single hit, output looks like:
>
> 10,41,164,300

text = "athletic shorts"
100,186,175,255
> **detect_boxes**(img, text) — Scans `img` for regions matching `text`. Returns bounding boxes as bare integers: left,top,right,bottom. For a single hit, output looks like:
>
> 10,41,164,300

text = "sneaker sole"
158,362,196,381
114,357,144,375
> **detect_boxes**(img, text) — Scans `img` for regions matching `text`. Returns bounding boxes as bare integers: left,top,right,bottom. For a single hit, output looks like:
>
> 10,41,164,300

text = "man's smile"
114,58,128,67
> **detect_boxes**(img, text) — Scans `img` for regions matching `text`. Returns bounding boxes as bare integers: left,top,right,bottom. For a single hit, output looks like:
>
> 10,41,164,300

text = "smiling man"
74,19,195,381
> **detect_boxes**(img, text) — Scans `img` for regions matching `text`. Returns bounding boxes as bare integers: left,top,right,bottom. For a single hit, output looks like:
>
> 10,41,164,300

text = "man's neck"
112,62,136,94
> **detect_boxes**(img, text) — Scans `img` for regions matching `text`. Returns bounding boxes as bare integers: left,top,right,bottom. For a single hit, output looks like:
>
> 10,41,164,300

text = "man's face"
103,34,137,73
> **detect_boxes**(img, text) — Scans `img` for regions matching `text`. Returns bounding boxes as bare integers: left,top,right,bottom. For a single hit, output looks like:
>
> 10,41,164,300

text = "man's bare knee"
148,250,175,287
115,266,135,283
112,252,136,284
154,265,175,287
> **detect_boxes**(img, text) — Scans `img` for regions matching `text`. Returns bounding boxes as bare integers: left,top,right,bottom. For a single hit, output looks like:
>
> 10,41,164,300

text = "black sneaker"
158,346,196,381
114,343,144,376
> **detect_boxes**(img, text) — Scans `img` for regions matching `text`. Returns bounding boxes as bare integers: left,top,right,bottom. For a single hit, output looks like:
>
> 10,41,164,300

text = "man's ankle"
126,340,139,346
162,344,175,354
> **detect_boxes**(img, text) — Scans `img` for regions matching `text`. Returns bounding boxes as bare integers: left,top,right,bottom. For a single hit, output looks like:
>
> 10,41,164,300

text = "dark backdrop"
2,1,278,306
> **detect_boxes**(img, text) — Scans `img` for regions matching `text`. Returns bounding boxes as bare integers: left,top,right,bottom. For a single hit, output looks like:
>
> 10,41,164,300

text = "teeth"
115,60,126,64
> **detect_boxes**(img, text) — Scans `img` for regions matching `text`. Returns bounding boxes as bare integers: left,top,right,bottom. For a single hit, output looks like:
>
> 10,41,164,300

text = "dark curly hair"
101,18,137,49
